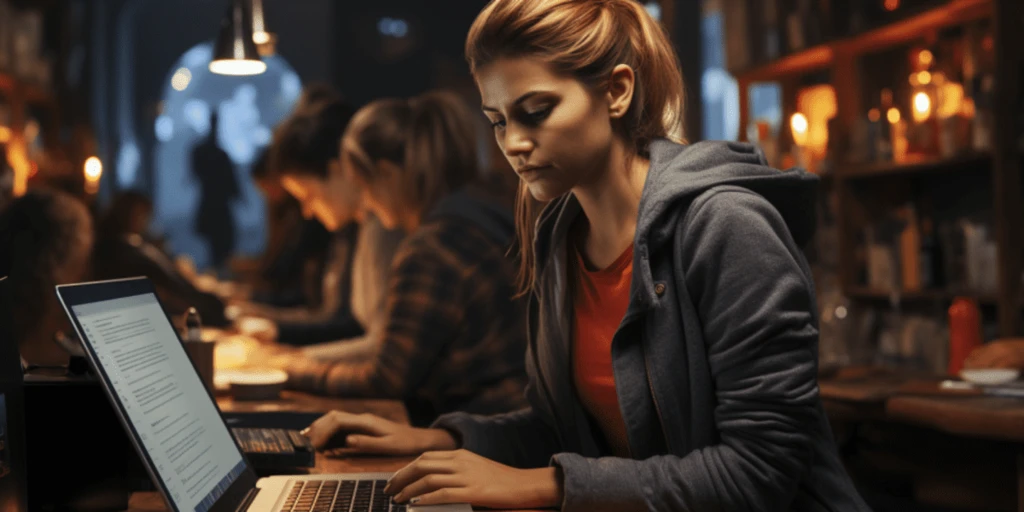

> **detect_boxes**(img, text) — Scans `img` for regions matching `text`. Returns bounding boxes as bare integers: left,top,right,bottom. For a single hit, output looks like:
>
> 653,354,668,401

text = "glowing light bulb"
887,107,901,124
84,156,103,194
913,92,932,122
790,113,809,146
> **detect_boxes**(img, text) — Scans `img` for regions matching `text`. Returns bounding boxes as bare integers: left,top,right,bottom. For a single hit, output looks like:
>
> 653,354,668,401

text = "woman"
92,191,230,326
266,90,528,426
0,189,93,366
303,1,870,510
236,89,398,345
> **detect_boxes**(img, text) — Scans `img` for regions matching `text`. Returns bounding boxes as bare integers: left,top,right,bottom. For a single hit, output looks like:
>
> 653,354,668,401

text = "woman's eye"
490,119,506,130
523,106,551,125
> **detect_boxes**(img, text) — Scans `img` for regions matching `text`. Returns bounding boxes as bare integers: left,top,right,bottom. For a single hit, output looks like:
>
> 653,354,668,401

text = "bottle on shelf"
947,297,982,376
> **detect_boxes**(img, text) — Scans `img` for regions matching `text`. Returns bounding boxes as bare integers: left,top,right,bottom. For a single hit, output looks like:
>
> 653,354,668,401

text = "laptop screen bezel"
55,277,259,512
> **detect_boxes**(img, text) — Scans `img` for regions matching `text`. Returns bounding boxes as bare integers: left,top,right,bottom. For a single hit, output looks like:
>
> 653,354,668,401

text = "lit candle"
84,156,103,195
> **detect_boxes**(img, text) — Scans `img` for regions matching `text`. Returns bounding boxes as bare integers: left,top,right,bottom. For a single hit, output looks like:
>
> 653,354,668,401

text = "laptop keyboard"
278,480,407,512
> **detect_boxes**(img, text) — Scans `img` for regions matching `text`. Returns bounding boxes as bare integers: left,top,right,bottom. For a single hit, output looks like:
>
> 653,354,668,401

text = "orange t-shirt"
573,245,633,457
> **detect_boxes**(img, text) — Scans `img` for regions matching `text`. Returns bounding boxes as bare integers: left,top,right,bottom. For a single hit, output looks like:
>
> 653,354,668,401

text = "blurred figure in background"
191,111,240,273
965,338,1024,369
92,190,230,326
249,149,331,309
234,86,404,346
261,90,527,426
0,189,93,366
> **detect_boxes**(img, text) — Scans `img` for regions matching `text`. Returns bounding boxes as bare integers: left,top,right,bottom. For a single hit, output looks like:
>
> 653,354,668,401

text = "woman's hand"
301,411,457,456
964,338,1024,369
384,449,563,509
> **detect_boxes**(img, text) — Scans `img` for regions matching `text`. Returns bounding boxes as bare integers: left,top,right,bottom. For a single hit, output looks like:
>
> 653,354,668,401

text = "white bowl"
226,368,289,400
960,368,1021,386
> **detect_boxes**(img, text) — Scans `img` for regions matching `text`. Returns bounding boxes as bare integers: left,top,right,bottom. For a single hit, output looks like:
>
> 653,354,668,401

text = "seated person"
0,189,93,366
249,149,332,309
255,91,528,426
234,86,405,346
965,338,1024,369
92,191,230,327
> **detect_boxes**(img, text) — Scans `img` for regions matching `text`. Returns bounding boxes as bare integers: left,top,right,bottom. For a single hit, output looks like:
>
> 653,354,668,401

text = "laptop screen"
66,288,246,512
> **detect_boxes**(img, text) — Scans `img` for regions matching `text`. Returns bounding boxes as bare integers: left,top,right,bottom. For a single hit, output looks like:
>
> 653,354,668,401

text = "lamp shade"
209,0,266,76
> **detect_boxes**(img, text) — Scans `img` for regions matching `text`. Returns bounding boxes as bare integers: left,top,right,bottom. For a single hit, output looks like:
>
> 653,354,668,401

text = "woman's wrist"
522,467,564,508
419,428,459,452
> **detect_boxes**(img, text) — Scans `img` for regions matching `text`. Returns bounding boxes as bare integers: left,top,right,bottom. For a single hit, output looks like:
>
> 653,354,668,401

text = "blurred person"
249,149,332,308
191,111,240,272
965,338,1024,369
302,1,869,510
0,189,93,366
92,190,230,326
235,87,404,346
260,90,527,426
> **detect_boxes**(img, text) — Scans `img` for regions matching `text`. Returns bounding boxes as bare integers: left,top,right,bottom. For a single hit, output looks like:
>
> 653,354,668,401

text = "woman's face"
477,57,617,202
355,158,410,232
281,174,342,231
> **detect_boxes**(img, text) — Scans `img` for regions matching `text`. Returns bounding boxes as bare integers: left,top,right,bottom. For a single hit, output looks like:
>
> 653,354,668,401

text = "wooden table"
820,367,1024,511
216,390,409,423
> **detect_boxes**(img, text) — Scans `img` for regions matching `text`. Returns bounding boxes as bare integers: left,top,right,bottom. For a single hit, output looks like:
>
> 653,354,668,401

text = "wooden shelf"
734,0,993,83
846,287,999,304
839,152,991,179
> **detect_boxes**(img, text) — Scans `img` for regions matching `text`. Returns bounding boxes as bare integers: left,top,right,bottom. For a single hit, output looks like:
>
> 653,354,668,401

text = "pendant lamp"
209,0,266,76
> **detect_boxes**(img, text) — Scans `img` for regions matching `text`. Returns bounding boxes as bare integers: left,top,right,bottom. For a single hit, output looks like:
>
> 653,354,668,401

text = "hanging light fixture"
209,0,266,76
250,0,278,56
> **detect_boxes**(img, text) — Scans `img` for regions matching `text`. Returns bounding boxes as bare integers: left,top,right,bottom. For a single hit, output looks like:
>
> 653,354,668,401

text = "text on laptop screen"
71,293,244,512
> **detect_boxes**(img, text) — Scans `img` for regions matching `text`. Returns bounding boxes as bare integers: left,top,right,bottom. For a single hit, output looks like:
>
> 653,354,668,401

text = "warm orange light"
918,50,934,68
28,162,38,178
884,0,900,11
6,141,29,196
84,156,103,194
913,92,932,122
795,84,838,163
962,97,977,118
790,113,809,146
0,126,10,143
916,71,932,85
868,108,881,122
938,83,964,119
887,107,902,124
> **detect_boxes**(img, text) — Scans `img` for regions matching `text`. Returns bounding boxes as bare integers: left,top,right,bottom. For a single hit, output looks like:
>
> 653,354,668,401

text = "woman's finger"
405,487,466,507
392,474,464,504
305,411,388,449
345,434,402,454
385,459,457,494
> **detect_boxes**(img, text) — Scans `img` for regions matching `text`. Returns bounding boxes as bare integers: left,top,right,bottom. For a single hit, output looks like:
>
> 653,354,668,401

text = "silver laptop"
56,277,469,512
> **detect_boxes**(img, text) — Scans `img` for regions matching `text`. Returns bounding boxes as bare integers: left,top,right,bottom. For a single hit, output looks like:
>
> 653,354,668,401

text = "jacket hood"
533,140,818,300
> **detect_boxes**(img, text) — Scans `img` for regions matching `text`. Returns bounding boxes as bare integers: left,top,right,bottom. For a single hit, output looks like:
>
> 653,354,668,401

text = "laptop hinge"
235,487,261,512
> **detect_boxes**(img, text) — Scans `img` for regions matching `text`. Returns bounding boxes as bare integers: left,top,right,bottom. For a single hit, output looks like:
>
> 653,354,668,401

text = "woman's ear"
607,64,636,120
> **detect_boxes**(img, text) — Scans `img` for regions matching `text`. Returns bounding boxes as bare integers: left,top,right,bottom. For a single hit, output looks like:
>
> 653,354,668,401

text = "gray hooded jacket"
434,140,871,512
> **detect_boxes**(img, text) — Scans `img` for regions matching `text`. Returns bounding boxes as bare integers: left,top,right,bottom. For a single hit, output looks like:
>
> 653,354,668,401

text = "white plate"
960,368,1021,386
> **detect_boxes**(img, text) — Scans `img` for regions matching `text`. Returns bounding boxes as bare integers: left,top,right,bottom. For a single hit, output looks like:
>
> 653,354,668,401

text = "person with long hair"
261,90,528,426
303,1,871,510
235,87,402,346
0,189,93,366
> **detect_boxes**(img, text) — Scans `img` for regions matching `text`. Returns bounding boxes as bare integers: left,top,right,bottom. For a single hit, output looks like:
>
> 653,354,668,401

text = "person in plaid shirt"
264,90,527,426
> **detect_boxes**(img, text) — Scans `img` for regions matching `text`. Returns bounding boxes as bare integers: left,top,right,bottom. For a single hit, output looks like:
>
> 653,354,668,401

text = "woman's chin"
526,182,567,203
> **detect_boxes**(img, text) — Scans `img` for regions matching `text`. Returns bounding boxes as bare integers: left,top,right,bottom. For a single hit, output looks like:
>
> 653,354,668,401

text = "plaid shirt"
283,216,528,426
